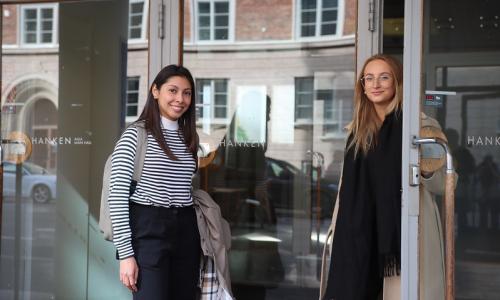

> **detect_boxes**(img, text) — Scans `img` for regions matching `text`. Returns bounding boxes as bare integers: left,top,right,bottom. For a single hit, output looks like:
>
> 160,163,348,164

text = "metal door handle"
412,136,455,300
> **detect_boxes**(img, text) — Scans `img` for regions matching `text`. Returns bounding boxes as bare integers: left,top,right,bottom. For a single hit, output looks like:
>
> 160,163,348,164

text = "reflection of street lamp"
2,131,32,164
0,132,30,300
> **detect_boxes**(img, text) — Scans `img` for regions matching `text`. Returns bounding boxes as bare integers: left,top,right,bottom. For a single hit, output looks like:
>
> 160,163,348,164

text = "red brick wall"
183,0,191,42
2,5,18,45
343,0,356,35
236,0,292,41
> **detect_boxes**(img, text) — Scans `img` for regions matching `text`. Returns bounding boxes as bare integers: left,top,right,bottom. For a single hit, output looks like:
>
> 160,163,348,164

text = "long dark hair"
137,65,199,166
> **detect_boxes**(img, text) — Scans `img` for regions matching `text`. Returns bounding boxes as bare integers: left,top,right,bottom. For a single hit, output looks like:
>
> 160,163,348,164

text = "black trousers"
129,202,201,300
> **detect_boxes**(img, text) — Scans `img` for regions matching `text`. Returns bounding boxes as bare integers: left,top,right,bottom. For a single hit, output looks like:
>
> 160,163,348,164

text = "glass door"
183,0,356,298
401,0,500,299
420,0,500,299
0,1,151,299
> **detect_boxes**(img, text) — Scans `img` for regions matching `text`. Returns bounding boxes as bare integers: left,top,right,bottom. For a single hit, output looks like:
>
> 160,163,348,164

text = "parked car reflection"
265,157,338,219
3,161,57,203
203,150,338,295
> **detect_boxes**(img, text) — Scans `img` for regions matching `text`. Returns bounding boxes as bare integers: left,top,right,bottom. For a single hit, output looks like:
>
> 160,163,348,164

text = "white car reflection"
3,161,57,203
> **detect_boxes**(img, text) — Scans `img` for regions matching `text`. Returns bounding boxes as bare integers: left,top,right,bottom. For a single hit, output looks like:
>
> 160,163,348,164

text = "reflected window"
320,89,353,137
3,162,16,173
295,77,314,121
21,4,57,46
299,0,339,38
196,0,231,41
126,77,140,117
129,0,147,40
196,79,228,121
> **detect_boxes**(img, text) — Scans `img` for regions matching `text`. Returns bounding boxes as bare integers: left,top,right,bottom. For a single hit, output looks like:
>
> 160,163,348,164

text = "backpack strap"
132,121,147,182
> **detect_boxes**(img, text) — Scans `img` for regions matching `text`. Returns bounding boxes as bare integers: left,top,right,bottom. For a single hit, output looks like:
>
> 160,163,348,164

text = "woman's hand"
120,256,139,292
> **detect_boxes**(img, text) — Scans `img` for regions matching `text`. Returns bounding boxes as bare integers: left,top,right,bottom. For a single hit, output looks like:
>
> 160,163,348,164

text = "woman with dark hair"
108,65,200,299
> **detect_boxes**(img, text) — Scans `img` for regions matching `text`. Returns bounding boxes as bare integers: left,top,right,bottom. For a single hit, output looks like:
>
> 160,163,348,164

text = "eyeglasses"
360,74,393,88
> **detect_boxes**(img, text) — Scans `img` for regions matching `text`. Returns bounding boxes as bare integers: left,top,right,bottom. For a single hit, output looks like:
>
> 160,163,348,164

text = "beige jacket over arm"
193,189,233,300
319,114,454,300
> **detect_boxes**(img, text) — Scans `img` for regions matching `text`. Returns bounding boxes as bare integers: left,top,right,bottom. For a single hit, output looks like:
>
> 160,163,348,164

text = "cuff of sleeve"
116,247,135,260
117,252,135,260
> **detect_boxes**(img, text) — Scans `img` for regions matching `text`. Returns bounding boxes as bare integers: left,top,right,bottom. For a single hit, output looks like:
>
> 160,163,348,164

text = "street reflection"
198,90,340,299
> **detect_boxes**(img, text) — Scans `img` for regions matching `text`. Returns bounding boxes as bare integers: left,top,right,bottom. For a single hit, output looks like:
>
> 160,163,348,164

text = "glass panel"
297,107,313,119
321,23,336,35
301,25,316,37
297,94,312,106
215,28,228,40
130,28,141,39
131,15,142,26
129,1,144,39
127,105,138,116
184,1,355,297
215,79,227,92
41,8,53,19
198,2,210,14
323,0,338,9
199,15,210,27
302,11,316,24
25,33,37,44
302,0,317,10
41,33,52,43
25,9,37,20
322,9,337,22
215,107,227,118
382,0,404,55
421,0,500,299
25,21,37,32
215,2,229,13
199,28,210,40
131,2,144,14
127,77,139,90
215,94,226,105
1,1,150,299
215,15,229,27
297,77,313,91
42,20,53,31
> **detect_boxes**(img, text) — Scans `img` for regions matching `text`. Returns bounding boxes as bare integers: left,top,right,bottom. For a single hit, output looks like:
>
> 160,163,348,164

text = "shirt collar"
161,116,179,130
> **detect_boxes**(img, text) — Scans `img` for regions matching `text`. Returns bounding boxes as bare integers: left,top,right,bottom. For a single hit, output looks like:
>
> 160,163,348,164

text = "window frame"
196,78,229,124
193,0,235,44
295,76,315,123
19,3,58,48
321,90,352,138
125,76,141,122
296,0,344,40
128,0,149,43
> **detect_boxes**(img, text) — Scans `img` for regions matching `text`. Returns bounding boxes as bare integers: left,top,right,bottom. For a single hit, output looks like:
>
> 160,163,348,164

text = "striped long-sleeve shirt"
108,122,196,259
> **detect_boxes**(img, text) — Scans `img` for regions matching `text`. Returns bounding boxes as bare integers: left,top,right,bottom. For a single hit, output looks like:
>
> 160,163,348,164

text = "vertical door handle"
413,137,455,300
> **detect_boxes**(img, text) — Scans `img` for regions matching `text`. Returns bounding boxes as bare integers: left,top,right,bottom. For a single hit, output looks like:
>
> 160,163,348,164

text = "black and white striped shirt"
108,119,196,259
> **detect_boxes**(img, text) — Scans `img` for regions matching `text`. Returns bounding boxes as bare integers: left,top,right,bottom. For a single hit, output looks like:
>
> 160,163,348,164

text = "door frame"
358,0,424,298
401,0,423,298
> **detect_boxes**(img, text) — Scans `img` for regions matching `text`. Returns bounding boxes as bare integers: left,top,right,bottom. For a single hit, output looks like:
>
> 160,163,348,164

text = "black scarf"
324,111,402,300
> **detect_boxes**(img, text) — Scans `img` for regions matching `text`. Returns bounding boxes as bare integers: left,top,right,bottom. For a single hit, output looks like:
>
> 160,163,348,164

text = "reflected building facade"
1,0,500,299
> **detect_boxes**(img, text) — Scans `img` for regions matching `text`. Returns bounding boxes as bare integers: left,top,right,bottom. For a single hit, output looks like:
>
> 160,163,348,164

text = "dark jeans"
129,202,201,300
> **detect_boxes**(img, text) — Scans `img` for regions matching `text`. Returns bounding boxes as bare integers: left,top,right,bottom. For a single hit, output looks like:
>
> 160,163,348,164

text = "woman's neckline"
161,116,179,130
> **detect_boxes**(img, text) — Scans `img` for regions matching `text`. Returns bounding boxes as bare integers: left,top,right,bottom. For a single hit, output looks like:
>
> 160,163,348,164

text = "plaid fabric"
199,255,220,299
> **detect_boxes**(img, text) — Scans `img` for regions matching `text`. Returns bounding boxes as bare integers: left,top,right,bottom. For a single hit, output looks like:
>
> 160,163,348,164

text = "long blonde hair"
347,54,403,156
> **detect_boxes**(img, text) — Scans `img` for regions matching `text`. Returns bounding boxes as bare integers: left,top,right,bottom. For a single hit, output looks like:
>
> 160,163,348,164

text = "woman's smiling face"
152,75,192,121
362,59,396,109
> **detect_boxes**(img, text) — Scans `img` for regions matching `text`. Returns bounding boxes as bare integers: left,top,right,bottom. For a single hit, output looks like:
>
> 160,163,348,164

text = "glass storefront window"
421,0,500,298
184,0,356,298
1,1,149,298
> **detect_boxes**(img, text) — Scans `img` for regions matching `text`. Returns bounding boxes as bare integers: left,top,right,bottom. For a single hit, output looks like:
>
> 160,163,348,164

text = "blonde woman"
320,54,447,300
